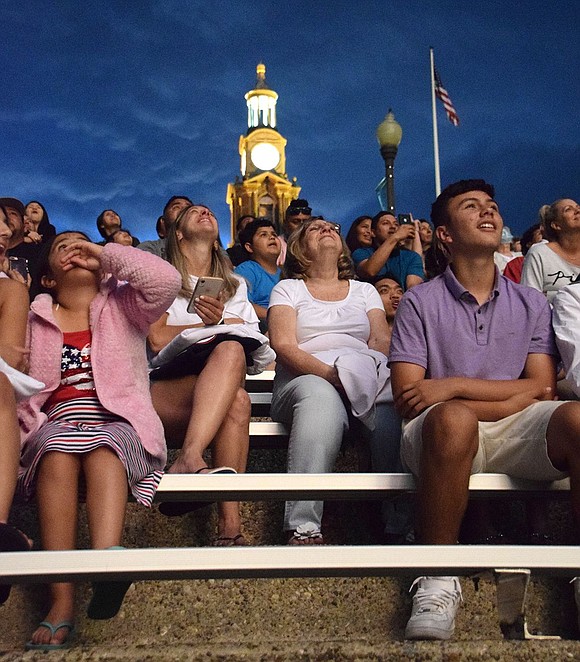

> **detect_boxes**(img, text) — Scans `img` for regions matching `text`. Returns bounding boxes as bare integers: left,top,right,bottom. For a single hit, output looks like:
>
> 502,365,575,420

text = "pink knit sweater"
18,243,181,465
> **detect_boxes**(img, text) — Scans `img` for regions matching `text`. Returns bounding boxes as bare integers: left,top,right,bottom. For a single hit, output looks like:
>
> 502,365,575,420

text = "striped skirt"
18,397,164,507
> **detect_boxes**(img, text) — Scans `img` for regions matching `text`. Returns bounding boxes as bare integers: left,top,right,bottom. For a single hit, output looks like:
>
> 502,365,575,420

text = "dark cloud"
1,0,577,243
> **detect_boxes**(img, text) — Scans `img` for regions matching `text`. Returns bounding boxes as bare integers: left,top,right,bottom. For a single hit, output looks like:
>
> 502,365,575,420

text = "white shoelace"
409,577,462,613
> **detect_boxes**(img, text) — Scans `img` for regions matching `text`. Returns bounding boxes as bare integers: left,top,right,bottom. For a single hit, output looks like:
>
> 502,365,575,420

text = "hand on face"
60,240,103,273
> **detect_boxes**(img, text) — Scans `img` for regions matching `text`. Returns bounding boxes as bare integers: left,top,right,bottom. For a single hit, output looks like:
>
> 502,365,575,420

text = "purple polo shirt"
389,266,557,380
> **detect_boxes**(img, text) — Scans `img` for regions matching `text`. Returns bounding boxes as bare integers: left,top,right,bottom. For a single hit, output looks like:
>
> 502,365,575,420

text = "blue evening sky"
1,0,578,243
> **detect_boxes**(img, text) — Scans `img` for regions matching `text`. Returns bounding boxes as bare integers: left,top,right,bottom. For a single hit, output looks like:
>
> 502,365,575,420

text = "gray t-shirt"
137,238,167,261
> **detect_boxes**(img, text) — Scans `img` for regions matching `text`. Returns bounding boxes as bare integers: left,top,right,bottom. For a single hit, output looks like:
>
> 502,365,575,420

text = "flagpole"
429,47,441,197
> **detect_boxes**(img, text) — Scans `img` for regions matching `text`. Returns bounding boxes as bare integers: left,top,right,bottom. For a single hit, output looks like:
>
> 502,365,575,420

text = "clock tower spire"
226,63,301,242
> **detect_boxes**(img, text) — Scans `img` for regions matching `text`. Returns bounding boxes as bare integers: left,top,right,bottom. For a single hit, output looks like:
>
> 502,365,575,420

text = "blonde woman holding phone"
148,204,260,546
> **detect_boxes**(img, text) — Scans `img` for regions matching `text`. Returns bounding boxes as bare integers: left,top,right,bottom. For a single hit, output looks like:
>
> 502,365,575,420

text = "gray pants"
271,370,402,533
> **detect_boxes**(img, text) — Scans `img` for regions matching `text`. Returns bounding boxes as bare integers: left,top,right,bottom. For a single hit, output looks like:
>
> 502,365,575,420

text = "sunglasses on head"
288,207,312,216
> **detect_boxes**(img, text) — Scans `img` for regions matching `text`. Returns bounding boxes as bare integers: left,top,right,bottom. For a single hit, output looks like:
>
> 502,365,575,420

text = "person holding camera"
352,211,424,289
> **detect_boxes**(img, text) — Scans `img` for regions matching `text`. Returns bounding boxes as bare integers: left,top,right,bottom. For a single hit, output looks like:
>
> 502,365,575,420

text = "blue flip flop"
25,620,75,650
87,546,132,620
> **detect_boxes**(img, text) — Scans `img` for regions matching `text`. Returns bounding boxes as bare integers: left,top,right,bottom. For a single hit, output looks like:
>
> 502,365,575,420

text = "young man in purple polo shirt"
389,179,580,640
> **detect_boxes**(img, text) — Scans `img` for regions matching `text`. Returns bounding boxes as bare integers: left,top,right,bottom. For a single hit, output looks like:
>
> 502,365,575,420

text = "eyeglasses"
304,221,341,235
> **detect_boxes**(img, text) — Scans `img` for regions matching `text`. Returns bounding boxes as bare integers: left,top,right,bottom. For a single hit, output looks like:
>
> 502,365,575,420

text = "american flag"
434,68,460,126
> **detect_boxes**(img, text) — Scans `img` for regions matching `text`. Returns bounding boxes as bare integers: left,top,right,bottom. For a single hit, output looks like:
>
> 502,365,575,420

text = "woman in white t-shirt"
148,204,259,546
268,219,401,545
521,198,580,301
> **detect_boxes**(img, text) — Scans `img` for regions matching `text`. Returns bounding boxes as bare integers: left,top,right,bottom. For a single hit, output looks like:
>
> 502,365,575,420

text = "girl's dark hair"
96,209,121,239
521,223,541,255
30,231,91,300
345,215,372,253
423,237,450,280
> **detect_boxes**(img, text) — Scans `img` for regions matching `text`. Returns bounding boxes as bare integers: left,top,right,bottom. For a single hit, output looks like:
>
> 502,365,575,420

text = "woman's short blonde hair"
538,199,566,242
282,221,355,281
166,205,239,300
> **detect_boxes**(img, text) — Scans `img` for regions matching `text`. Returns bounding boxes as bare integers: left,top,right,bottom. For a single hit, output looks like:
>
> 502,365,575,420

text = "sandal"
158,466,237,517
287,523,324,545
25,620,75,650
0,523,31,605
212,533,248,547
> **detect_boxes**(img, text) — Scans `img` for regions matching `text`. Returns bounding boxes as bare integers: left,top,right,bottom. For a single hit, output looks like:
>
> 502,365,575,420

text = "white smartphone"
187,277,224,314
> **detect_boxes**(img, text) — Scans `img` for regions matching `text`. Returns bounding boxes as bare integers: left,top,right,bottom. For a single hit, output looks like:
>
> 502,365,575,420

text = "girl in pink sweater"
18,232,180,650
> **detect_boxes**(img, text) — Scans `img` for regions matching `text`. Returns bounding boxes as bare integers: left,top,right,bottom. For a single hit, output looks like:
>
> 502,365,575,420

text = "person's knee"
422,402,479,462
547,402,580,466
227,387,251,425
290,375,342,407
210,341,246,370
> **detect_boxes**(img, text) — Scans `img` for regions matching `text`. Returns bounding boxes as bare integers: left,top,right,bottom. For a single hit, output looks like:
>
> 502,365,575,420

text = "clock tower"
226,63,301,241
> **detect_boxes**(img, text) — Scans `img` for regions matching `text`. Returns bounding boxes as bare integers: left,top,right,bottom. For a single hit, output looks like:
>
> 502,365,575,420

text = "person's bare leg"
546,402,580,540
0,375,19,523
416,402,479,544
83,448,128,548
211,387,251,543
28,452,80,647
151,342,247,473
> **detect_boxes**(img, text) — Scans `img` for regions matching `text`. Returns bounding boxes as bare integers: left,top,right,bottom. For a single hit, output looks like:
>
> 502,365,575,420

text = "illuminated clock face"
250,143,280,171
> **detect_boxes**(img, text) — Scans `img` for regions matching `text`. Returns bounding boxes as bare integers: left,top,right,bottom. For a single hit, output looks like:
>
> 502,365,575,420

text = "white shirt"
166,274,259,331
268,278,384,359
521,243,580,302
552,283,580,397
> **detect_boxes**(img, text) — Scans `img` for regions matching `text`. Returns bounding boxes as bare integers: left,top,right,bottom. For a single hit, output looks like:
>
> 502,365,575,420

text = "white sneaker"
405,576,462,640
571,577,580,632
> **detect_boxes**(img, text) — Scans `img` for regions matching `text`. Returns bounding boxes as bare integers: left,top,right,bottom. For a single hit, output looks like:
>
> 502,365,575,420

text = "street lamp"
376,109,403,215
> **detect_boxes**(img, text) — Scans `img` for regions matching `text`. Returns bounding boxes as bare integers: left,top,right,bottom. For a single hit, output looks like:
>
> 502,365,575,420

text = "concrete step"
2,448,578,656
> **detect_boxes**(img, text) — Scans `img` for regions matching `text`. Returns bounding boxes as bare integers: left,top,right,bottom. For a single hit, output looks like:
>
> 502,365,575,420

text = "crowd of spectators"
1,186,580,649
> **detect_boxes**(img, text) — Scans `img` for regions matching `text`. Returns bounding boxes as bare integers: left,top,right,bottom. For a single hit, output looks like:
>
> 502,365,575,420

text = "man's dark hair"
239,218,276,250
163,195,192,218
286,198,311,217
431,179,495,228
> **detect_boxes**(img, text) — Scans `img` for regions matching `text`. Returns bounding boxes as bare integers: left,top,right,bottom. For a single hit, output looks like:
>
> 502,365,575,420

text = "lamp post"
376,109,403,215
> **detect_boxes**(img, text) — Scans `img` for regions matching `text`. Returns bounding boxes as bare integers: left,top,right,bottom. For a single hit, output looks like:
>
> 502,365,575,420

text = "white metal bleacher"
1,370,578,640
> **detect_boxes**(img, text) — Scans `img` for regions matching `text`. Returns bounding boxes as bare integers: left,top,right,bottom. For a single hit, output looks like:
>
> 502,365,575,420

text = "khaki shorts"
401,400,568,482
